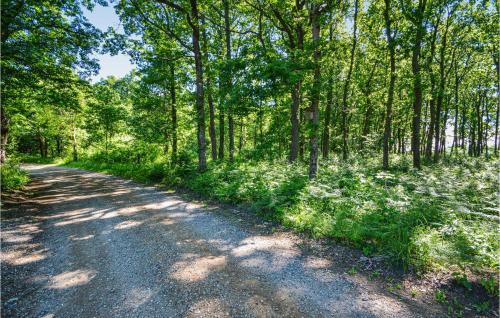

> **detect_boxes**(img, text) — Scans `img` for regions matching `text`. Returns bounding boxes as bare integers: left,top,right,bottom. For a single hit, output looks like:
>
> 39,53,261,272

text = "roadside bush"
1,160,30,192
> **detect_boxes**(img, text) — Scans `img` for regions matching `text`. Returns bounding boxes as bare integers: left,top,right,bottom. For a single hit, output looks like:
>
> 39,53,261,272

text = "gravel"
1,164,440,317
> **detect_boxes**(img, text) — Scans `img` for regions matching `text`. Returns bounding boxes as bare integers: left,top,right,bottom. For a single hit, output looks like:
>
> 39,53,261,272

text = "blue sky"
83,4,135,82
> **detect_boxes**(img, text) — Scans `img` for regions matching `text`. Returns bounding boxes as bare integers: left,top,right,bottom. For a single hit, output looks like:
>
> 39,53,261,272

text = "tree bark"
290,85,300,162
410,0,427,169
308,6,321,179
434,17,451,162
170,64,178,161
191,0,207,171
452,63,459,154
493,50,500,155
424,15,440,160
361,61,378,148
341,0,359,160
223,0,234,163
202,16,217,161
322,75,333,159
382,0,395,170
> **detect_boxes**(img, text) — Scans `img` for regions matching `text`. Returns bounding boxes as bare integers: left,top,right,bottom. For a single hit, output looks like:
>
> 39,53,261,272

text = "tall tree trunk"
218,106,225,159
452,64,459,154
238,118,244,152
217,73,225,159
440,97,449,155
426,99,435,159
308,6,321,179
493,51,500,155
202,16,217,161
476,93,482,156
191,0,207,171
424,16,439,160
361,61,377,149
223,0,234,163
495,93,499,156
322,25,334,159
341,0,359,160
322,75,333,158
383,0,395,170
170,64,178,161
484,99,490,157
290,86,300,162
410,0,427,169
228,115,234,161
460,107,466,151
434,17,451,162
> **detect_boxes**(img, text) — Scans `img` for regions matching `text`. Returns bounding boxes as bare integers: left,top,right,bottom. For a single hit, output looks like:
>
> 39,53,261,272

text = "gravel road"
1,164,440,318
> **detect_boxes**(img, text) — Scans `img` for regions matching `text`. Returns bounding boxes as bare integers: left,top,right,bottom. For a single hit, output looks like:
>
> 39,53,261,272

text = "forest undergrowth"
60,150,499,276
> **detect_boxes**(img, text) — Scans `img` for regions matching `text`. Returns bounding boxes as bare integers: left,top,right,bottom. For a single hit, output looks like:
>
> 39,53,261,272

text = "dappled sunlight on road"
186,298,231,317
171,255,227,282
114,220,143,230
48,269,97,289
1,243,49,266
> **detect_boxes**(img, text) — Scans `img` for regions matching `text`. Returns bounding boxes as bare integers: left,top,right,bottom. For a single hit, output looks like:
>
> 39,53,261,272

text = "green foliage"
472,301,490,314
65,153,498,272
1,160,29,192
451,272,472,291
435,289,446,304
479,276,498,297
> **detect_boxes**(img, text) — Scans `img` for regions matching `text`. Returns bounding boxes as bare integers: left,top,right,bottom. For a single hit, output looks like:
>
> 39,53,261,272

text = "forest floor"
0,164,495,317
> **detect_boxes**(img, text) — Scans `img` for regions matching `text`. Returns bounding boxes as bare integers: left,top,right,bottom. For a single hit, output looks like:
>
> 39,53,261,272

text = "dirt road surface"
1,165,440,317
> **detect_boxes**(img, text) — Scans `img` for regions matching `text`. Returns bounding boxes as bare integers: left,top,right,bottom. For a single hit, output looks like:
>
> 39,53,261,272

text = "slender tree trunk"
410,0,427,169
434,19,450,162
191,0,207,171
383,0,395,170
424,17,439,160
228,114,234,161
476,93,482,156
495,94,499,156
484,99,490,157
452,66,459,154
322,75,333,158
170,64,178,161
308,6,321,179
322,26,334,159
460,107,466,151
223,0,234,163
218,107,225,159
493,53,500,156
202,16,217,161
238,119,244,152
290,86,300,162
440,98,449,155
341,0,359,160
361,62,377,149
426,99,435,159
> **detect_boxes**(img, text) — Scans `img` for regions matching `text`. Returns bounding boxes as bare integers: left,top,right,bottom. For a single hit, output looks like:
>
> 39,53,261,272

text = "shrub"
1,160,30,192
